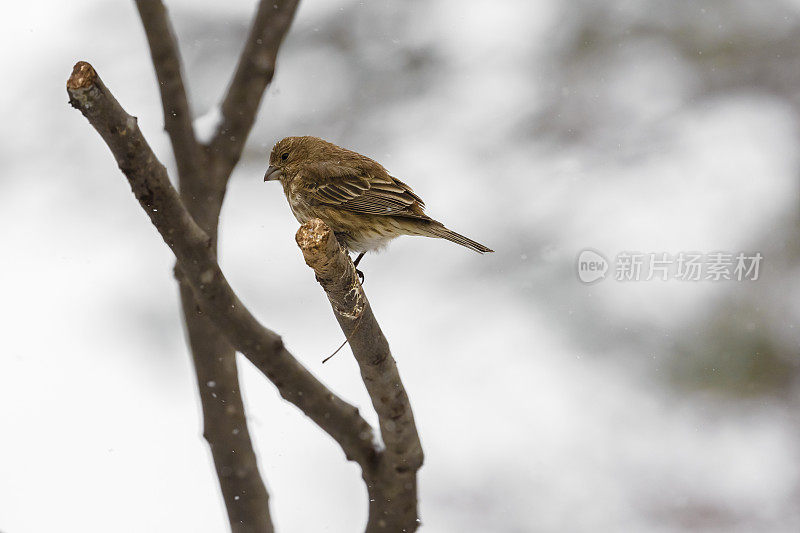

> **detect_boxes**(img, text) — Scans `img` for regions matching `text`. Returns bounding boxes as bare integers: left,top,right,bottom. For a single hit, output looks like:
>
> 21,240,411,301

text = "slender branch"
67,61,378,469
134,0,205,190
207,0,299,182
296,219,423,533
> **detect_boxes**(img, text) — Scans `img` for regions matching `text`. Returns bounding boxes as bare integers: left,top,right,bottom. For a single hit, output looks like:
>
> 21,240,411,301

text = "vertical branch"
133,2,298,531
180,284,273,533
107,5,276,520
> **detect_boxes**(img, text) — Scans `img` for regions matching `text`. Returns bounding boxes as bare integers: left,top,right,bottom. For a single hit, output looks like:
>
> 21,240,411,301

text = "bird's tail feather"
425,224,493,253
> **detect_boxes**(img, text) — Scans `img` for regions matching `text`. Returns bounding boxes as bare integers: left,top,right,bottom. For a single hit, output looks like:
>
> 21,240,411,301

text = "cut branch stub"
67,61,96,91
296,219,365,319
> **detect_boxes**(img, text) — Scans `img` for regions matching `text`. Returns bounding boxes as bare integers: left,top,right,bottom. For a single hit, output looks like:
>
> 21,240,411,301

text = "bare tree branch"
207,0,300,182
67,60,378,470
134,0,205,191
71,0,426,523
296,219,423,532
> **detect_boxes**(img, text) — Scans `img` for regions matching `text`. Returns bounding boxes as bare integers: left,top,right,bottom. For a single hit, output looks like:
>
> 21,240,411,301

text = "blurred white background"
2,0,799,531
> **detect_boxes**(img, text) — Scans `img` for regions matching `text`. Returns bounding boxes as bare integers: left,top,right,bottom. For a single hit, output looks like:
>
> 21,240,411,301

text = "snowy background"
2,0,800,531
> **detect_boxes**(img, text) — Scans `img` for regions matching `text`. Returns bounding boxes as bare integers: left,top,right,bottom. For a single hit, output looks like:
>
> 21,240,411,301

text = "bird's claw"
356,268,365,285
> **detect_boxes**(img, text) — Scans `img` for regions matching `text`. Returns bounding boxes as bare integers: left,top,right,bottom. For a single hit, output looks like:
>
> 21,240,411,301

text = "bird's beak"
264,165,282,182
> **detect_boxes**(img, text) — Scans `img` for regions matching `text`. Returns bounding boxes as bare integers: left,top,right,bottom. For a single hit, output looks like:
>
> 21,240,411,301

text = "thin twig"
321,312,365,364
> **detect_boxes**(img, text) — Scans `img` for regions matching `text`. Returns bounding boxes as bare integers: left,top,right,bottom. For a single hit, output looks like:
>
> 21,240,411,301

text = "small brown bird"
264,136,493,271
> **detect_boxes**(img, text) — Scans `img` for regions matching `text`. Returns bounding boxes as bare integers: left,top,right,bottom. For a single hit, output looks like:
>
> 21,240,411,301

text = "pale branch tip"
296,219,365,319
67,61,97,91
296,218,344,271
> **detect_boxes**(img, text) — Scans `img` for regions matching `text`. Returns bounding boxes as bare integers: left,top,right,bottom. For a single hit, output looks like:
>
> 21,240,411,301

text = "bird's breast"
283,183,314,223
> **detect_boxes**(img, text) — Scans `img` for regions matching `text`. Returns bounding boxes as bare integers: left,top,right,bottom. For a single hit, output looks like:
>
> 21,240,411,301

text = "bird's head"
265,136,340,182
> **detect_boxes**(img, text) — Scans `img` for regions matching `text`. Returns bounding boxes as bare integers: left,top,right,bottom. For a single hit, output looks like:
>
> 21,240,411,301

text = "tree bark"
296,219,423,532
180,283,273,533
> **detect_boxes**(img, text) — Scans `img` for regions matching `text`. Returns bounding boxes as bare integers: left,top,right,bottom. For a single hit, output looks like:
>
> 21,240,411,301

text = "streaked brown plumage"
264,136,493,257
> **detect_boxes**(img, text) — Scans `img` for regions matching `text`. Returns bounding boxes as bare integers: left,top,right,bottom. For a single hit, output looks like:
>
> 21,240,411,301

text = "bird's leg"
353,252,366,284
353,252,365,267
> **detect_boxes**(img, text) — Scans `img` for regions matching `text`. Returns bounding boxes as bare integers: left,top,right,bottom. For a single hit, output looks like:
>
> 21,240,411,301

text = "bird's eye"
281,152,289,161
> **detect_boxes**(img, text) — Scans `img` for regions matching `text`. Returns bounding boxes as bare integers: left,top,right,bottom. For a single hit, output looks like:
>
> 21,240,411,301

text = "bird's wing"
301,165,428,219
